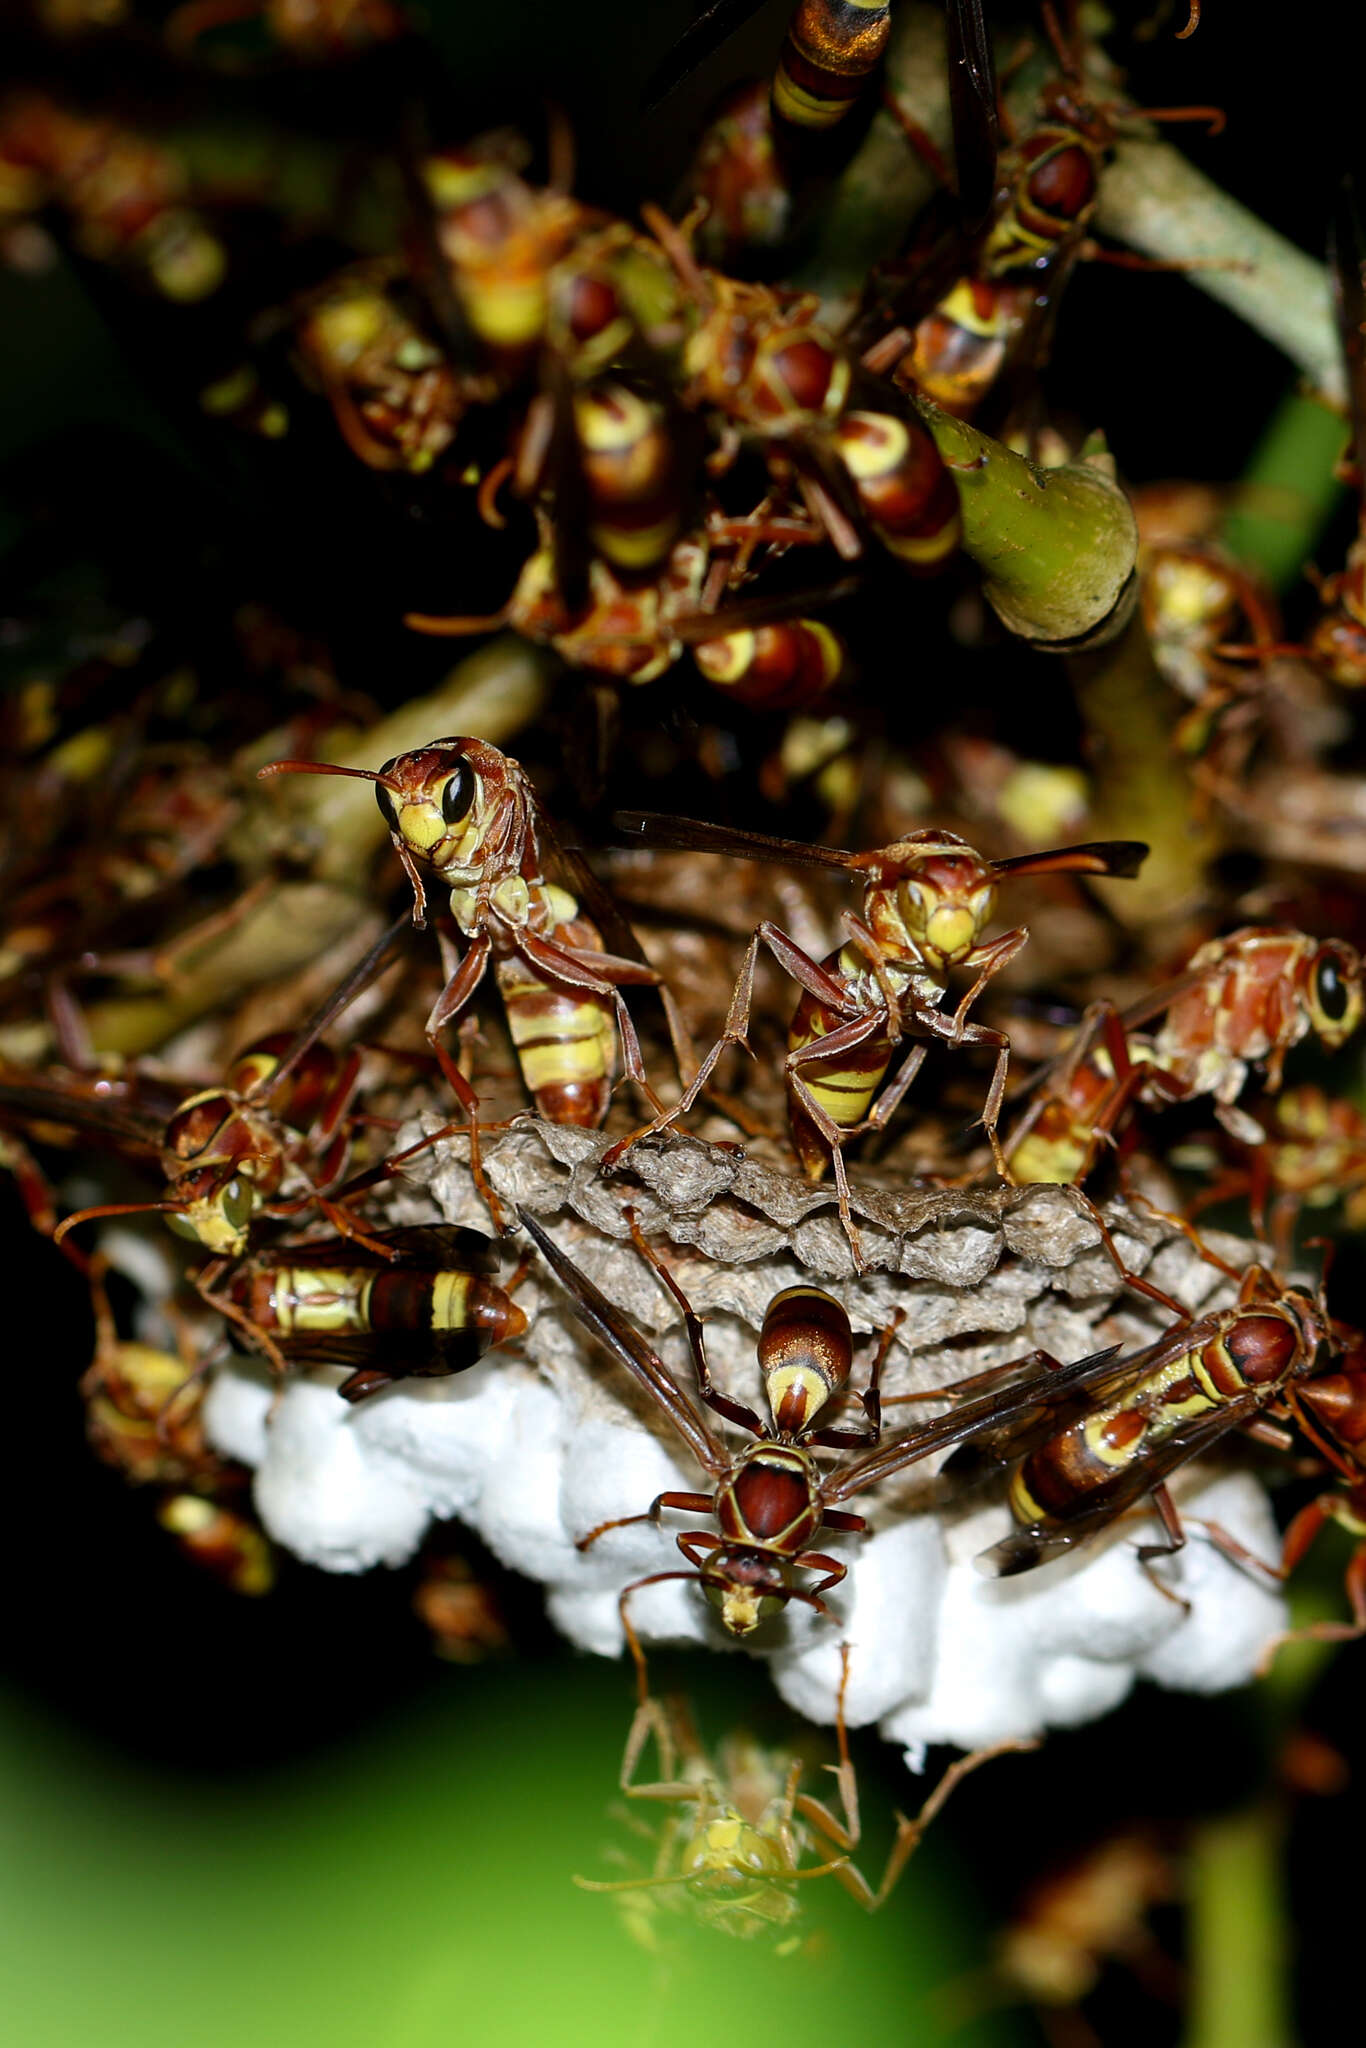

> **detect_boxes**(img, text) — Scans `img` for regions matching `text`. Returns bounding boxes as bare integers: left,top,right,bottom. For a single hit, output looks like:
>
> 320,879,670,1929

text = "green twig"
1183,1804,1294,2048
918,403,1138,647
1066,609,1221,928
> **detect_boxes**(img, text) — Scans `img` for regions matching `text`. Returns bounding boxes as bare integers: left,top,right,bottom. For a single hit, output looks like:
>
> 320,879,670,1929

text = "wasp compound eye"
1316,951,1351,1024
441,760,476,825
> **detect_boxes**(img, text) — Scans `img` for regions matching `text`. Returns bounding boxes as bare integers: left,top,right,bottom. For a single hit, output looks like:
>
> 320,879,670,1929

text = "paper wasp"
408,509,849,709
860,6,1223,429
292,265,474,475
259,740,687,1222
1258,1335,1366,1661
644,0,999,228
1129,926,1365,1147
602,811,1146,1257
0,91,225,302
576,1646,1027,1936
1183,1085,1366,1262
520,1208,1120,1693
220,1222,527,1398
641,210,962,575
0,910,414,1263
941,1263,1337,1581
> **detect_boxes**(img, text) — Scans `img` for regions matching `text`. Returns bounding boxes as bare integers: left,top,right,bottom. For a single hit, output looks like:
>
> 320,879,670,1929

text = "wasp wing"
946,0,999,229
825,1342,1128,1504
518,1209,728,1474
641,0,768,109
991,840,1149,882
0,1068,168,1162
614,810,860,873
978,1392,1264,1576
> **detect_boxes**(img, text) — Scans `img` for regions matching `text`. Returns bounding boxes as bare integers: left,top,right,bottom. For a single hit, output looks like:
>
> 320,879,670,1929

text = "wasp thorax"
683,1813,791,1890
758,1286,852,1435
1225,1310,1308,1386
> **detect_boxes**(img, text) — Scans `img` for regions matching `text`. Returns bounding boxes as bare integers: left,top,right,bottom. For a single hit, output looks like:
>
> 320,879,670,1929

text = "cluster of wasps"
9,0,1366,1946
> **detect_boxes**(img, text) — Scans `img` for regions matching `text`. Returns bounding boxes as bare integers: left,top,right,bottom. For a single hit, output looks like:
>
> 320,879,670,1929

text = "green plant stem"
1066,610,1221,927
1183,1804,1294,2048
918,403,1138,646
1218,388,1349,594
1096,140,1341,404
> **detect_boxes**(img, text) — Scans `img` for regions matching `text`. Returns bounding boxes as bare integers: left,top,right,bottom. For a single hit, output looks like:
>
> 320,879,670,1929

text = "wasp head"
373,737,523,887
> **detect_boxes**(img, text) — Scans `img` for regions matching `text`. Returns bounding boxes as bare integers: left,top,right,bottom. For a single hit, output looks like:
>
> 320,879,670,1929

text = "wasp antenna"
257,760,401,791
54,1198,180,1244
403,607,512,637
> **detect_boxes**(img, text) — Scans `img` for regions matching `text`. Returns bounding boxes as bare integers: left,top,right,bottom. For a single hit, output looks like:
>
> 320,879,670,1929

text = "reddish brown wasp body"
639,207,961,575
867,11,1221,428
521,1208,1121,1692
46,1028,364,1259
646,0,998,225
683,79,793,268
1262,1336,1366,1656
605,812,1145,1257
0,91,225,300
1131,926,1365,1143
259,740,681,1219
1003,1003,1158,1189
958,1264,1335,1579
293,266,471,474
576,1646,1023,1936
409,511,847,708
222,1222,527,1399
1186,1085,1366,1259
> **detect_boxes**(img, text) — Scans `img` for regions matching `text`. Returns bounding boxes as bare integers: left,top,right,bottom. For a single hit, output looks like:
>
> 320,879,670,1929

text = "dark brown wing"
991,840,1149,883
1119,968,1211,1034
946,0,1000,229
641,0,768,109
252,909,412,1105
518,1210,728,1474
978,1393,1263,1576
825,1342,1127,1504
613,810,861,874
263,1224,498,1273
670,578,860,644
0,1069,166,1162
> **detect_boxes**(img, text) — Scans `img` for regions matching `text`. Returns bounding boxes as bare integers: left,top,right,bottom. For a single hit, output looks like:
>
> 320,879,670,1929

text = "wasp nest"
205,1120,1284,1766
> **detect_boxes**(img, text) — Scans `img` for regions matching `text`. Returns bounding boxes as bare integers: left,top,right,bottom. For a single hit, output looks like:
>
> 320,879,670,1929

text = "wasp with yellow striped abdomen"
642,208,962,576
943,1263,1337,1582
602,812,1146,1260
258,740,688,1224
522,1207,1120,1690
647,0,998,226
220,1223,527,1400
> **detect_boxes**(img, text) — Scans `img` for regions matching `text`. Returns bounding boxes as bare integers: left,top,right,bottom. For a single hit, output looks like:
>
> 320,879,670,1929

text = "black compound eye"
441,760,476,826
1316,953,1351,1023
375,756,403,829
